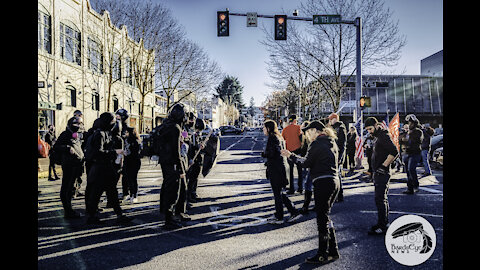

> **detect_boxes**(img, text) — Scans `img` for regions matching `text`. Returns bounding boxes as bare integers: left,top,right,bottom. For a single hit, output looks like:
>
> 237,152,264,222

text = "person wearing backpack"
54,117,84,219
84,112,132,225
122,127,141,203
155,103,187,230
44,125,60,181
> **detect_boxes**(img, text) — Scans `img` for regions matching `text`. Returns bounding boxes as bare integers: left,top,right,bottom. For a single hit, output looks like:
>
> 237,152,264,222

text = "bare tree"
261,0,406,112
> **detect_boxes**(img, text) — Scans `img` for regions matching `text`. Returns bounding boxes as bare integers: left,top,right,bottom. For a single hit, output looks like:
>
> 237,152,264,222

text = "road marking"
218,136,248,157
419,187,443,194
206,206,267,229
360,210,443,218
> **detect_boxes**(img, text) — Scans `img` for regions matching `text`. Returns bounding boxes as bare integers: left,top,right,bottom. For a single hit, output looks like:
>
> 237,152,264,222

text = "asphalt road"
37,131,443,269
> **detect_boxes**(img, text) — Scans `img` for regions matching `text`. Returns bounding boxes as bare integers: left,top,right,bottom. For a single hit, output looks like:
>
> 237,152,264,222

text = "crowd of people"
38,105,438,265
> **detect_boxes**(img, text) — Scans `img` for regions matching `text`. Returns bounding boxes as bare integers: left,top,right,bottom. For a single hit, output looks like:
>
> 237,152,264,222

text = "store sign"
38,101,56,110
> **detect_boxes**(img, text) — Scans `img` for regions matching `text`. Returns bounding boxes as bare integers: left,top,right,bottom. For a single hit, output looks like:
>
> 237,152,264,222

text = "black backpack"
50,144,63,165
84,129,99,163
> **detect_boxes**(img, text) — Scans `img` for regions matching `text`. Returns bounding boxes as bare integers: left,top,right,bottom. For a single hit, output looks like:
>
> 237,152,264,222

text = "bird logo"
391,222,433,254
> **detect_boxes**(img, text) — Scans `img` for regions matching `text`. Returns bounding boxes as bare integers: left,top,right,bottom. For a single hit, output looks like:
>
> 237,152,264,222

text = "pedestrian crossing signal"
217,11,229,37
360,96,371,109
274,15,287,40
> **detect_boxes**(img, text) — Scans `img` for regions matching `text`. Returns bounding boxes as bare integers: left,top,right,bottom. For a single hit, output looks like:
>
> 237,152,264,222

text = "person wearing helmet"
403,114,424,195
115,108,130,137
158,103,188,229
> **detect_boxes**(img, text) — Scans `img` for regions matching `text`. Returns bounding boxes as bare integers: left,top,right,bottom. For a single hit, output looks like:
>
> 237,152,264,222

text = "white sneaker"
132,196,138,203
267,216,284,224
123,195,131,203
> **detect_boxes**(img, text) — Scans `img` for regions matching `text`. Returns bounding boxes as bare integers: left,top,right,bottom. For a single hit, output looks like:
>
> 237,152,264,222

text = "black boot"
327,227,340,261
306,233,330,264
300,190,312,215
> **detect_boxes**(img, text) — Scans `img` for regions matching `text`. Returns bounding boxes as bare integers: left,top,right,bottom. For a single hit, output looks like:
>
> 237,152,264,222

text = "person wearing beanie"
281,120,341,265
403,114,424,195
328,113,347,202
364,117,399,235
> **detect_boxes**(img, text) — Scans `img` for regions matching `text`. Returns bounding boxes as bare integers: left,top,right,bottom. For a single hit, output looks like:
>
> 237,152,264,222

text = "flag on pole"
354,118,364,159
380,114,389,129
388,112,400,151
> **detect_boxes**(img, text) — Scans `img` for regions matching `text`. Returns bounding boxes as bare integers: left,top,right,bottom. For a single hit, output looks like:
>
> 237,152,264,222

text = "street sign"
313,15,341,24
38,81,45,88
246,12,257,27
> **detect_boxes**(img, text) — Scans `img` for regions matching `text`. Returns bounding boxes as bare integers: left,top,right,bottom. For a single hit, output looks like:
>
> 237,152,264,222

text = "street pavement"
37,131,443,269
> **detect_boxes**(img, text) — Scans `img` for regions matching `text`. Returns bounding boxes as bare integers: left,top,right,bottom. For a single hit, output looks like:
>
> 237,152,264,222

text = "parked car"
219,125,242,135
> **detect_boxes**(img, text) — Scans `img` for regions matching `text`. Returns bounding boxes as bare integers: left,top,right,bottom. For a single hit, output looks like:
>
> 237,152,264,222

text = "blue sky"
159,0,443,106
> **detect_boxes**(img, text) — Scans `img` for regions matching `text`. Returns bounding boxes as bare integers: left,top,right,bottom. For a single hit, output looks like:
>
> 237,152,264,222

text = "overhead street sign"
246,12,257,27
313,15,341,24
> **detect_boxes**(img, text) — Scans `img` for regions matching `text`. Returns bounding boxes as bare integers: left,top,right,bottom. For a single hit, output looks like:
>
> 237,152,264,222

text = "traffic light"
274,15,287,40
359,96,371,109
217,11,229,37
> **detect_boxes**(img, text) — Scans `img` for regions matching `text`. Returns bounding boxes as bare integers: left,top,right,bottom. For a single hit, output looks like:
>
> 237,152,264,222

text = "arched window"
60,22,81,66
66,85,77,107
113,95,119,112
92,91,100,111
88,36,103,74
38,7,51,54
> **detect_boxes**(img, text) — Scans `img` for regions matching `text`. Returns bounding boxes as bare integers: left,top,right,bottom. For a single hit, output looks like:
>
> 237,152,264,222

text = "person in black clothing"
44,124,60,181
363,117,399,235
328,113,346,202
122,127,141,203
84,112,132,225
420,124,435,177
72,110,85,198
187,118,206,204
83,118,101,176
54,117,84,219
262,120,301,224
282,120,340,265
403,114,424,195
363,133,374,181
115,108,130,137
346,126,357,174
158,103,187,229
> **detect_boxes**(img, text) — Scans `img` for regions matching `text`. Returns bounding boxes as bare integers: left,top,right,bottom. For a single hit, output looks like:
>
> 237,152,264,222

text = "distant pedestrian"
299,121,313,214
397,124,409,173
44,125,60,181
262,120,301,224
363,133,374,181
346,126,357,174
122,127,141,203
55,116,84,219
281,120,340,265
281,114,303,194
403,114,423,195
328,113,346,202
421,124,435,177
72,115,85,198
363,117,399,235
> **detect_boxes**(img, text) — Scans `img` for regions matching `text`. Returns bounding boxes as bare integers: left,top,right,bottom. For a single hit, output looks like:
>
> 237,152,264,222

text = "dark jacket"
371,128,399,172
332,121,347,163
346,132,357,154
44,131,56,147
262,134,289,187
289,135,338,182
406,128,423,155
55,129,84,166
158,119,185,175
421,127,434,151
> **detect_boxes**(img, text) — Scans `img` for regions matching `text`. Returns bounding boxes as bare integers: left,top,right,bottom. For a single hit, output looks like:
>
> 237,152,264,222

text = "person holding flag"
364,117,399,235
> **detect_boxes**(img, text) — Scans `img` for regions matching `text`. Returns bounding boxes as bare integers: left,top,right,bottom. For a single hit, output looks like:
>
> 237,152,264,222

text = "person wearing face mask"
54,116,85,219
402,114,424,195
363,117,399,235
115,108,130,137
281,120,340,265
156,103,187,230
44,124,60,181
84,112,132,225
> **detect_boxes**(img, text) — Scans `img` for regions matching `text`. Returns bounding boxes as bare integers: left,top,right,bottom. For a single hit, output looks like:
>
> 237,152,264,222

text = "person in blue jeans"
403,114,424,195
420,125,435,177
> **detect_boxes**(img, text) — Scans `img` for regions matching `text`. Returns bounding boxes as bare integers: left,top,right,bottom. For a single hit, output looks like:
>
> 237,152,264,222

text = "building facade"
38,0,156,136
421,50,443,77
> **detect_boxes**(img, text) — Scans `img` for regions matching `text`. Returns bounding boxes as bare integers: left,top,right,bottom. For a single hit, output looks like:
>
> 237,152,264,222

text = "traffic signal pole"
222,11,363,164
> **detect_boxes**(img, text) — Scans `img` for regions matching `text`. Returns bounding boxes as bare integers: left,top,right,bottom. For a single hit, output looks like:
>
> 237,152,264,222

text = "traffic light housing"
217,11,229,37
274,15,287,40
359,96,371,109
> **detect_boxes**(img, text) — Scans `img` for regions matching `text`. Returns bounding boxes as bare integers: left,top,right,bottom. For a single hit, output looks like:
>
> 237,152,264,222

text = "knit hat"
364,117,378,128
328,113,339,120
